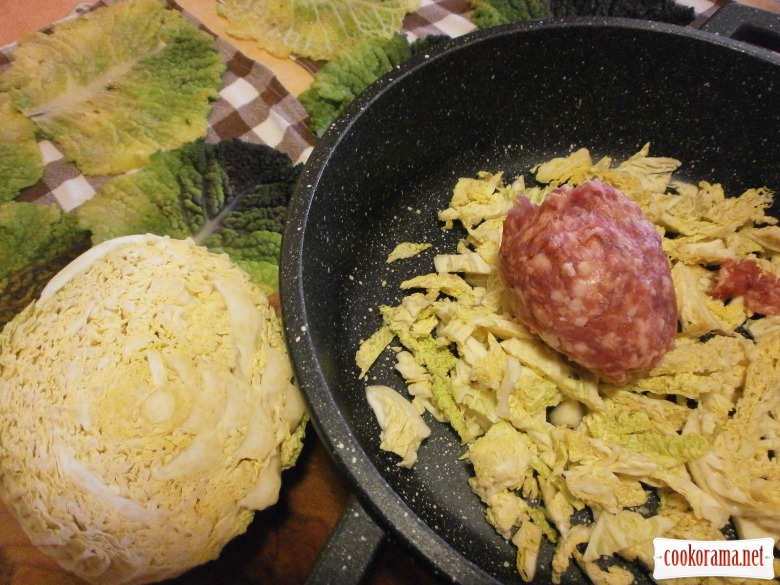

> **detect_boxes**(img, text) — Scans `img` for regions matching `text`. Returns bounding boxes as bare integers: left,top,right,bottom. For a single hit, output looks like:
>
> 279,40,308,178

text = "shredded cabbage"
356,145,780,584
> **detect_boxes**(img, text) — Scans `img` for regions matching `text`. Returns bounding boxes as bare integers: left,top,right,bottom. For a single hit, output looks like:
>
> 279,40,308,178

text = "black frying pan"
280,5,780,584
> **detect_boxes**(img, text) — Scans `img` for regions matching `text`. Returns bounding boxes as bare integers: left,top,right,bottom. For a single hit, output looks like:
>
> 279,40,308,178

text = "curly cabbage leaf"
438,171,520,230
378,297,483,442
506,366,565,423
413,338,474,439
659,183,775,239
583,401,711,469
533,147,594,185
613,145,682,193
387,241,432,263
356,324,395,378
0,201,91,328
0,93,43,202
0,234,307,585
468,0,551,28
300,33,447,137
635,335,750,402
0,0,225,175
300,33,411,136
205,229,283,290
670,261,747,337
467,420,535,499
466,420,543,568
741,224,780,253
563,465,648,513
75,138,300,293
217,0,420,61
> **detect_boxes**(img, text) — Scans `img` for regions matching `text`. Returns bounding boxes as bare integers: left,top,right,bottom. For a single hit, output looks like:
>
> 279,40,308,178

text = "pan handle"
700,1,780,52
305,495,386,585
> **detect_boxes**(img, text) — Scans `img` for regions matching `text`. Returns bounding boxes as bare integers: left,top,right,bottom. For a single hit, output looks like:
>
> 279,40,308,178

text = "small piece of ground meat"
711,258,780,316
499,179,678,385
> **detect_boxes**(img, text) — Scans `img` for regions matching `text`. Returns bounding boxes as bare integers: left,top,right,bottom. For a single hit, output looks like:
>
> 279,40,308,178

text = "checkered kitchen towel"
0,0,724,212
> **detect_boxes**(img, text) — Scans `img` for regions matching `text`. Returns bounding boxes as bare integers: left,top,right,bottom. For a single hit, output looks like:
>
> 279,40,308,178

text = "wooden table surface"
1,1,780,585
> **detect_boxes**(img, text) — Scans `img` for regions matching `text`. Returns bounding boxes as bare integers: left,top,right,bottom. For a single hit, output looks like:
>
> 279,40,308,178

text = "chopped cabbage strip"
583,510,676,562
686,331,780,546
387,242,432,263
366,385,431,468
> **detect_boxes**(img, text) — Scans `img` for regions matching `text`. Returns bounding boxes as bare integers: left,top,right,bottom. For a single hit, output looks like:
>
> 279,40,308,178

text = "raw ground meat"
711,258,780,316
499,179,678,385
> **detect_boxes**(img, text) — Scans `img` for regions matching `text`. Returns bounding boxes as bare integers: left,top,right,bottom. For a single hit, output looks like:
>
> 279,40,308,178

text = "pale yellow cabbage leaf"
387,241,431,263
217,0,421,60
0,0,225,175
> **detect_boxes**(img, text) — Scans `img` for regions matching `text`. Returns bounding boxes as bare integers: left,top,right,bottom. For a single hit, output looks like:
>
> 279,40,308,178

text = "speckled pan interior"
280,16,780,585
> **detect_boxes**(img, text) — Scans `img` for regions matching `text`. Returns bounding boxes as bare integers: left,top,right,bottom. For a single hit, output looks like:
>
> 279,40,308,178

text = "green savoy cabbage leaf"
217,0,421,61
468,0,551,28
300,33,448,137
75,138,300,293
0,93,43,202
0,0,225,176
0,201,91,328
300,33,411,137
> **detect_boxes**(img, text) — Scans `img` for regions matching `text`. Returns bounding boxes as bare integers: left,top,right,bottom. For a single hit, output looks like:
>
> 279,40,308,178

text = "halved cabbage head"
0,234,307,585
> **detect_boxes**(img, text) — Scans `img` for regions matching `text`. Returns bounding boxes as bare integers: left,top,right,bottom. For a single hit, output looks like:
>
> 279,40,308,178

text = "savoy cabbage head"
0,234,307,585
